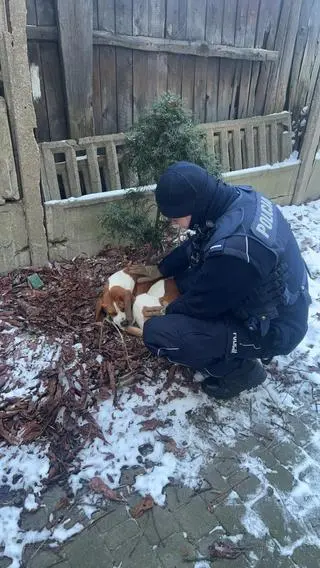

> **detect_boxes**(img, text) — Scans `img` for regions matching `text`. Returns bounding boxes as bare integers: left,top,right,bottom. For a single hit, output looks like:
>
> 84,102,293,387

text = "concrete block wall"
0,201,30,273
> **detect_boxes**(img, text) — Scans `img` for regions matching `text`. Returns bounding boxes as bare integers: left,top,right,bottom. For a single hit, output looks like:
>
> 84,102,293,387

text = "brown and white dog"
127,278,180,337
95,269,180,337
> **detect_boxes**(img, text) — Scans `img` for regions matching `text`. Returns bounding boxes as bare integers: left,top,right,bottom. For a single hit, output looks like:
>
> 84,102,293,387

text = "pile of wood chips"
0,245,182,483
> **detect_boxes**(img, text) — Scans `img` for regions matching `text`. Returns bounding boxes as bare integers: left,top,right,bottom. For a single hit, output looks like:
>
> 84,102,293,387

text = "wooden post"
291,67,320,204
0,0,48,266
56,0,94,139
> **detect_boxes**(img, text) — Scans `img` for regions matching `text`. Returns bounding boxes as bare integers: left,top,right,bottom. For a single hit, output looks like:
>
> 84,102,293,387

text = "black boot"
201,359,267,400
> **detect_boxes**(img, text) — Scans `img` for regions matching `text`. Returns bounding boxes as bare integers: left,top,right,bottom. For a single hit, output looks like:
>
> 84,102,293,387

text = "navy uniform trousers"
143,270,271,377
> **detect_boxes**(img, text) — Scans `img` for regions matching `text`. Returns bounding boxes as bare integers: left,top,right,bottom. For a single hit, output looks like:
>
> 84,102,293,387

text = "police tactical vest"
196,186,311,336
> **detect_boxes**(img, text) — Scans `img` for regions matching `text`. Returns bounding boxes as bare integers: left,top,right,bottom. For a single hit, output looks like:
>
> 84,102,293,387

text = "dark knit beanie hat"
155,161,208,218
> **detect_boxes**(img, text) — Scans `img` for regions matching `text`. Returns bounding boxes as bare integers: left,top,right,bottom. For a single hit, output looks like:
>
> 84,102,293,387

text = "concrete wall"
45,161,300,262
45,190,136,261
223,161,299,205
0,201,30,273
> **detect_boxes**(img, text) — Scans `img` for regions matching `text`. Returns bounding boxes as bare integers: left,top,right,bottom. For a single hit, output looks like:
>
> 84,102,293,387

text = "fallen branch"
107,361,118,407
106,317,132,371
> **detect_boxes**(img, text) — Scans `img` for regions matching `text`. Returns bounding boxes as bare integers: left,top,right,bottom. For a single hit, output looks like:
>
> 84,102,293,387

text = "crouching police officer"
127,161,311,399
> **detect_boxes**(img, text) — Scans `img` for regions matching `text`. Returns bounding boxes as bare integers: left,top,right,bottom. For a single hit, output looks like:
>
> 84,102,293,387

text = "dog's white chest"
108,270,135,291
148,279,165,299
133,293,161,330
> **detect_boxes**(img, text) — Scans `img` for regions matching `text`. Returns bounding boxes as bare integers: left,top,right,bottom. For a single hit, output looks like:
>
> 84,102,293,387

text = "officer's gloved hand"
124,264,162,283
142,305,166,319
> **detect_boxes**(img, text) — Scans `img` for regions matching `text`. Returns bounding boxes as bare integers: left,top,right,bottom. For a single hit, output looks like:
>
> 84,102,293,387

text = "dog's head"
95,283,133,326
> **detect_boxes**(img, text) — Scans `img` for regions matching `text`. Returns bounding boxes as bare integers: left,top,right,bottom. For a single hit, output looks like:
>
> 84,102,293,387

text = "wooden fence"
26,0,320,145
39,111,292,201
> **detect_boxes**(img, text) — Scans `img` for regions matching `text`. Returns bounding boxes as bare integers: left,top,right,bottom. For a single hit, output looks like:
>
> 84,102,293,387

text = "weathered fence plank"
287,0,313,112
205,58,219,122
36,0,56,25
186,0,206,41
133,51,148,121
295,0,320,114
194,57,207,123
232,128,242,170
253,0,282,116
206,0,223,44
65,145,82,197
26,0,37,25
86,144,103,193
257,123,267,165
116,0,133,34
40,144,61,200
133,0,149,36
149,0,165,37
98,0,115,32
181,55,195,110
28,41,50,141
93,46,102,133
105,141,121,189
292,58,320,203
264,0,292,114
274,0,303,112
167,54,182,96
245,124,255,167
92,31,279,61
100,46,118,133
116,47,133,131
56,0,94,138
40,42,68,141
217,60,236,121
220,129,230,171
222,0,235,46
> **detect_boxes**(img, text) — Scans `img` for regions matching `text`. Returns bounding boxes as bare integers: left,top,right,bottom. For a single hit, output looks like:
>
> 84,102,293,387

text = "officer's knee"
143,316,163,345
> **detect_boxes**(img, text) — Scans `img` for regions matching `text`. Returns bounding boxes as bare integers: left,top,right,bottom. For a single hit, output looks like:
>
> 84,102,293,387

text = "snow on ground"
1,199,320,566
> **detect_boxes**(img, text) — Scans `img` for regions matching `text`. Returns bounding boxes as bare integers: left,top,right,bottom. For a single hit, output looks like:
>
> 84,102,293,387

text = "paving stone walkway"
3,406,318,568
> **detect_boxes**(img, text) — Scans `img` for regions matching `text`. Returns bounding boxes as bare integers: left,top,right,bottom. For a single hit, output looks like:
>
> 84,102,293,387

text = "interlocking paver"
28,550,70,568
156,532,196,568
256,555,296,567
292,544,320,567
94,504,129,534
253,449,295,492
173,495,219,540
0,558,14,568
61,525,112,568
165,484,195,510
253,496,301,546
137,504,182,545
103,518,141,551
284,415,312,446
230,471,261,500
271,441,305,467
111,535,163,568
213,501,247,534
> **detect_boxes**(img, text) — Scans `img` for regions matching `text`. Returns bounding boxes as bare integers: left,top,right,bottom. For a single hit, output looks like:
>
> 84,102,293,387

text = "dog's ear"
95,284,114,321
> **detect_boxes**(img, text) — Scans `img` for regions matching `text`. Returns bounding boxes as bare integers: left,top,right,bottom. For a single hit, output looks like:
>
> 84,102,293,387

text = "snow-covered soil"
1,200,320,567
